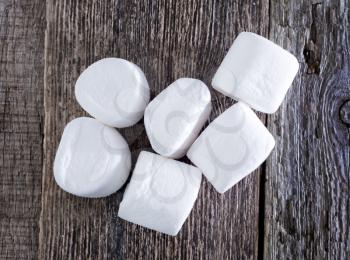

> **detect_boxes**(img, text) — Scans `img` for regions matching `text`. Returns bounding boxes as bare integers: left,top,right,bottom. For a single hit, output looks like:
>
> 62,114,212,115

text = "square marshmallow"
118,151,202,236
187,102,275,193
212,32,299,113
144,78,211,159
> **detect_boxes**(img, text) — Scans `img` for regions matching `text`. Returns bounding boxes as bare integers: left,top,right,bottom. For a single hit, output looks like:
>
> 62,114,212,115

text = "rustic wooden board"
264,0,350,259
40,0,269,259
2,0,348,259
0,0,45,259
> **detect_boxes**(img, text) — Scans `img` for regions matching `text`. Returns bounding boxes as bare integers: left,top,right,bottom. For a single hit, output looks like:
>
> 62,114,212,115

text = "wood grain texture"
40,0,269,259
2,0,348,259
0,0,45,259
264,0,350,259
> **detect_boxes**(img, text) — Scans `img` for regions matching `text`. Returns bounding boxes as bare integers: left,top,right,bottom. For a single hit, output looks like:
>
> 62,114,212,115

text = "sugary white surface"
54,117,131,198
187,102,275,194
212,32,299,113
144,78,211,159
118,151,202,236
75,58,150,128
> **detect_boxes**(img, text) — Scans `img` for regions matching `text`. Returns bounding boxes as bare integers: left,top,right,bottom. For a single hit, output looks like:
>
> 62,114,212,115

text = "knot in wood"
339,99,350,126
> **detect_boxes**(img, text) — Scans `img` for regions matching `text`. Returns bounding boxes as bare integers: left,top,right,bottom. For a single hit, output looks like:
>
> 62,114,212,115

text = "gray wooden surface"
0,1,45,259
265,1,350,259
0,0,349,259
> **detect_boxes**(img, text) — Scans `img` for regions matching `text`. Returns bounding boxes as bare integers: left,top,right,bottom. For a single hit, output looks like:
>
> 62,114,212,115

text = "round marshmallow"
75,58,150,128
54,117,131,198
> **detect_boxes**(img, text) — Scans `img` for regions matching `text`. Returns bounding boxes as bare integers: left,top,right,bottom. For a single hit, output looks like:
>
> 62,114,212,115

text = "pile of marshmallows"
54,32,299,236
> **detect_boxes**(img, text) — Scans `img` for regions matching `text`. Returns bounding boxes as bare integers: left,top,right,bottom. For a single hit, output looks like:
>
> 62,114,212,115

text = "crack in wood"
303,2,322,75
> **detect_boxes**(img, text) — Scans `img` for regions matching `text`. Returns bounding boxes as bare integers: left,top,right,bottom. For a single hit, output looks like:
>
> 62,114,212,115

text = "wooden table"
1,0,349,259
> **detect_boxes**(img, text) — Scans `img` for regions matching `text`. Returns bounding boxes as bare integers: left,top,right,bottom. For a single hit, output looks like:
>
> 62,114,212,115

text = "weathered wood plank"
0,0,45,259
264,0,350,259
40,0,269,259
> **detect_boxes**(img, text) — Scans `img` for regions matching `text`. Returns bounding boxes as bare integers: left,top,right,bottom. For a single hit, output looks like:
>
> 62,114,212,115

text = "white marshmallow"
75,58,150,128
54,117,131,198
144,78,211,159
212,32,299,113
187,102,275,193
118,151,202,236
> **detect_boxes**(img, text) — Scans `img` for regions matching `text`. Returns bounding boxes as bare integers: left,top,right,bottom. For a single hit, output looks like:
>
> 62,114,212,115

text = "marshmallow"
212,32,299,113
75,58,150,128
54,117,131,198
187,102,275,193
118,151,202,236
144,78,211,159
